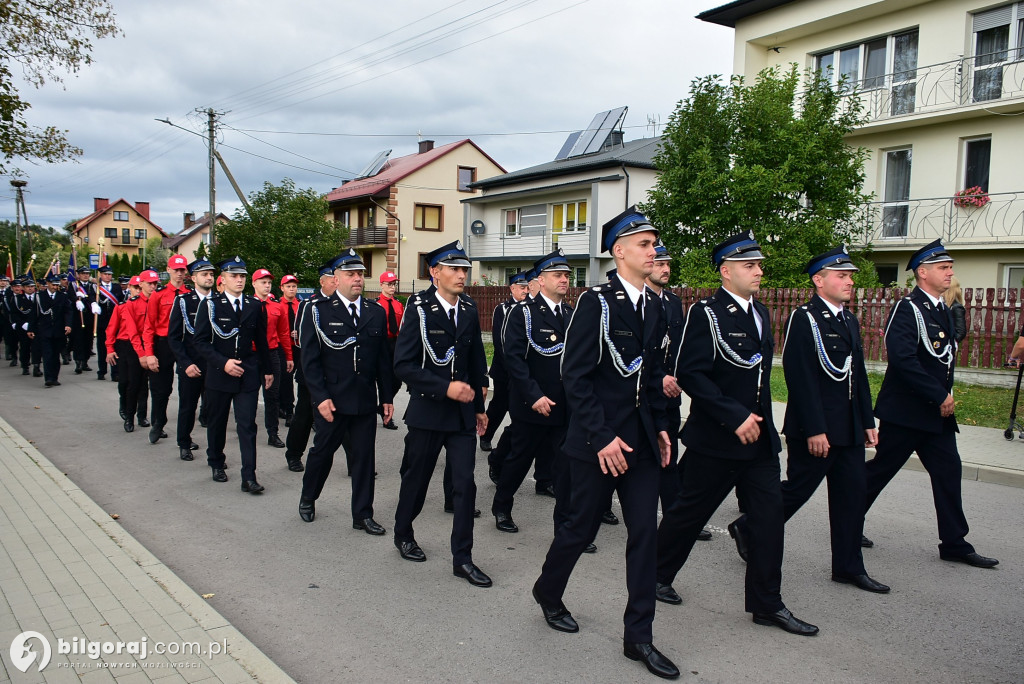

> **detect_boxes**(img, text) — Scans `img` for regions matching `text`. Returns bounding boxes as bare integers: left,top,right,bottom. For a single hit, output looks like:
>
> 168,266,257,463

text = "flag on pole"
4,252,12,280
99,250,107,268
67,251,86,297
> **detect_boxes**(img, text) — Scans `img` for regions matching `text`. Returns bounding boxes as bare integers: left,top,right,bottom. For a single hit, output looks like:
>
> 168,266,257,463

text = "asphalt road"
2,372,1022,684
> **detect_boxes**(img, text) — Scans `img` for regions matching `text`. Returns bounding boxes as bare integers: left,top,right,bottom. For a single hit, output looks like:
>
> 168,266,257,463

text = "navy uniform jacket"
94,282,124,328
488,298,516,382
874,287,958,434
658,288,686,411
393,285,488,432
168,291,210,373
502,295,573,426
781,294,874,446
34,290,73,338
299,294,394,415
192,293,271,393
561,278,668,463
291,293,326,386
677,287,781,459
10,293,37,330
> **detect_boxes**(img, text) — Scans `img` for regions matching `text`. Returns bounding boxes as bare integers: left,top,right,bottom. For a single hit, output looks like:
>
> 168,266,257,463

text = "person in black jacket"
533,207,677,680
656,231,819,638
864,241,998,568
168,259,215,461
393,241,491,589
192,256,273,492
93,265,123,381
35,273,73,387
297,250,394,535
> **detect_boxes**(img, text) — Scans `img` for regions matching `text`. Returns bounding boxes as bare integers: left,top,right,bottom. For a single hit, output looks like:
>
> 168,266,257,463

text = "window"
1004,264,1024,289
882,148,912,238
201,232,210,245
358,205,374,228
552,201,588,233
121,228,130,244
418,252,431,280
134,229,146,240
964,137,992,192
457,166,476,192
876,264,899,286
503,205,546,237
104,227,117,238
414,204,443,231
573,267,587,287
113,211,129,221
505,209,520,237
335,208,350,227
972,3,1024,102
361,251,372,277
815,30,918,112
504,267,522,283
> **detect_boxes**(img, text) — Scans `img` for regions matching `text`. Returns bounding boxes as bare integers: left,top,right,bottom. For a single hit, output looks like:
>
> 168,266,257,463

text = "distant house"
70,198,168,257
162,211,229,260
325,139,505,288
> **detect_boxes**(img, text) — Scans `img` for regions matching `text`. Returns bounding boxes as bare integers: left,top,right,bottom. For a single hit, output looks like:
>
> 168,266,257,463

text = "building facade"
70,198,168,259
162,211,229,261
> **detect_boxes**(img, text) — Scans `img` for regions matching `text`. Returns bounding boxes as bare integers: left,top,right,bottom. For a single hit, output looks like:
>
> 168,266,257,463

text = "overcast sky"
1,0,734,234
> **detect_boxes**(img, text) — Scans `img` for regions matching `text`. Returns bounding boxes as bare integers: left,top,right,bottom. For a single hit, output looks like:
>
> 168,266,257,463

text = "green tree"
643,65,879,288
193,240,208,261
0,0,121,175
129,253,141,274
144,235,168,271
209,178,348,287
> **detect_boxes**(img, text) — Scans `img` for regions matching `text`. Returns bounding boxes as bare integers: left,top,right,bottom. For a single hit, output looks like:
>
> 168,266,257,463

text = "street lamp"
10,180,27,274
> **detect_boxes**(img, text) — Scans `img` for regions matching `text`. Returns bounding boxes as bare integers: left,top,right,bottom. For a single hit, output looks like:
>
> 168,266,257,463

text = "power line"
224,126,361,176
227,122,654,138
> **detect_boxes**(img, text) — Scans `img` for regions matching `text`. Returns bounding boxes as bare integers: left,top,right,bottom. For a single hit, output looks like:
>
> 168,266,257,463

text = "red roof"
326,139,504,203
72,199,168,237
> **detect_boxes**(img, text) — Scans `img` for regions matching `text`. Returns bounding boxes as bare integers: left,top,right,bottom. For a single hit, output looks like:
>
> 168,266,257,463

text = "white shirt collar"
225,293,243,309
616,274,645,309
722,287,754,313
337,291,360,312
818,297,844,317
434,290,458,316
921,289,942,308
539,292,561,312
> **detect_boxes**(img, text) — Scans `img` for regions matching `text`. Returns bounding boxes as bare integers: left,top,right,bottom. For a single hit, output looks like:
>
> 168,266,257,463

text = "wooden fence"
463,286,1023,370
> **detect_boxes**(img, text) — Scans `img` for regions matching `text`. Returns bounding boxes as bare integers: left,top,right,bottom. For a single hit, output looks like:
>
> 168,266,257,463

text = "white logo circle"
9,631,51,673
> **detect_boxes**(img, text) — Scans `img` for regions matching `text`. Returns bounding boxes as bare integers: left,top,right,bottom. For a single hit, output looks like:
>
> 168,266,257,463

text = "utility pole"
10,180,27,274
207,108,217,245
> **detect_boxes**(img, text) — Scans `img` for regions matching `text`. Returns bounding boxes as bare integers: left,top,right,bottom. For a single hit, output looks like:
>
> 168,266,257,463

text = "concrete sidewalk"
0,415,295,684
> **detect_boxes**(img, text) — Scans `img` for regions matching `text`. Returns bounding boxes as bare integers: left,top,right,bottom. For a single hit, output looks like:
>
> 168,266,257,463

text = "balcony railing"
838,50,1024,124
466,226,590,259
106,235,144,246
861,191,1024,247
344,225,388,247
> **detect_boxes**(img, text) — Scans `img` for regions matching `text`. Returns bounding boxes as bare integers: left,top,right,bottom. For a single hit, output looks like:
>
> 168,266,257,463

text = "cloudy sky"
2,0,734,234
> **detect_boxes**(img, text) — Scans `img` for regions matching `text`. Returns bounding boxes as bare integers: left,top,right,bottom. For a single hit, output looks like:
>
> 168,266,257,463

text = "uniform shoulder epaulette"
128,295,139,301
363,298,381,309
903,295,912,301
155,285,166,292
458,293,476,307
408,293,424,306
591,281,614,293
800,304,809,310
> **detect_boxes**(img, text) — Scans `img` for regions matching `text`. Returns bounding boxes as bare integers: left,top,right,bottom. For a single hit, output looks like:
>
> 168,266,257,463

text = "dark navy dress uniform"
653,250,686,512
68,266,95,372
168,260,214,458
34,278,73,385
284,285,329,471
93,269,123,379
10,285,38,372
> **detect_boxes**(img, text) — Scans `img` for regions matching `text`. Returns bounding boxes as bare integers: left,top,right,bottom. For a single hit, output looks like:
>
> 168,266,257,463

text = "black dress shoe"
284,416,293,428
32,366,42,377
494,512,518,533
488,465,500,485
123,420,134,433
861,534,874,548
81,364,92,372
149,427,161,444
697,527,713,541
299,498,315,522
21,368,29,375
453,563,492,588
241,480,264,494
44,381,56,387
97,374,105,381
179,448,194,461
137,418,151,428
396,539,426,562
532,584,578,633
159,430,168,438
198,419,207,428
443,502,482,517
480,438,492,451
752,607,819,636
190,442,199,450
354,518,386,535
74,366,82,375
535,483,556,498
832,573,890,593
601,510,619,525
728,518,750,562
267,435,286,448
119,409,127,420
211,468,228,483
583,542,597,554
382,420,398,430
655,582,682,605
623,642,680,680
287,458,305,472
940,551,999,568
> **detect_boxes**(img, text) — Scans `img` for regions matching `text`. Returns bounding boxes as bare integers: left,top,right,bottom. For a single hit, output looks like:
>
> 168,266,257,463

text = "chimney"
418,140,435,154
183,212,195,230
94,197,110,212
135,201,150,219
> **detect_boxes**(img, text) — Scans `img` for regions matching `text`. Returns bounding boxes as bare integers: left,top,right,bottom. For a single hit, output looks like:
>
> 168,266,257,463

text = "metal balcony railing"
861,191,1024,247
343,225,389,246
466,226,591,259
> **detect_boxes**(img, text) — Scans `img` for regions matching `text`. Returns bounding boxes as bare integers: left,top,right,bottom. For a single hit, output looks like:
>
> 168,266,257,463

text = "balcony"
467,227,591,260
106,235,144,246
343,225,389,247
861,191,1024,248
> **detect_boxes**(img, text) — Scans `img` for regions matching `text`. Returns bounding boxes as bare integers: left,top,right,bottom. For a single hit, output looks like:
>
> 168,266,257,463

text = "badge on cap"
557,248,564,257
234,256,241,263
456,240,463,250
348,248,356,257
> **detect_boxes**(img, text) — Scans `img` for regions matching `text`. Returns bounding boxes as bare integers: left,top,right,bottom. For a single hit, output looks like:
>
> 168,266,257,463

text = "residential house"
70,198,168,259
699,0,1024,288
162,211,229,261
325,139,504,288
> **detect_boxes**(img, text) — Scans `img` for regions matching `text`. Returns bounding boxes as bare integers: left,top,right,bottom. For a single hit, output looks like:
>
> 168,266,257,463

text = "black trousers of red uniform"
115,340,145,423
261,348,282,437
148,336,176,429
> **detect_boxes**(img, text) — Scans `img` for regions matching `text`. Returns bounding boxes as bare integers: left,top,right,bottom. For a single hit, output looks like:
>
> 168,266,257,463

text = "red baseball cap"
129,275,141,286
167,254,188,270
281,274,298,285
379,271,398,283
252,268,273,281
139,270,159,283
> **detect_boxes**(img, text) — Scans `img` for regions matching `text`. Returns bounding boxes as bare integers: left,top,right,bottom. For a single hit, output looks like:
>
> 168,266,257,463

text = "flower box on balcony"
954,187,991,209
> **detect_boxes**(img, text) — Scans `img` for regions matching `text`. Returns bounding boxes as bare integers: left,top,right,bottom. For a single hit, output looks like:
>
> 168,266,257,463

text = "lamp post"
10,180,26,274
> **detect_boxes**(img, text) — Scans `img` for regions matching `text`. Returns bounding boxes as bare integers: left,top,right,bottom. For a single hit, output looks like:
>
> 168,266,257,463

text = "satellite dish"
470,220,485,235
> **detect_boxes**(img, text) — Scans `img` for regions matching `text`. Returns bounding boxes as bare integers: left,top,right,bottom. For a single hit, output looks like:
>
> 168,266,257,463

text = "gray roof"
471,137,661,190
697,0,797,28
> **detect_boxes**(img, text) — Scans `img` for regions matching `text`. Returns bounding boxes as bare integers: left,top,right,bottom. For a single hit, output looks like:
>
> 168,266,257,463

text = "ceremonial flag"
99,251,107,268
67,251,86,297
4,252,12,280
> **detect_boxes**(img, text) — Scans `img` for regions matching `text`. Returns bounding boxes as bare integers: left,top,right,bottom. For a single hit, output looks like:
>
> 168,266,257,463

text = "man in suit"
93,265,123,381
35,273,73,387
15,278,43,377
297,249,394,534
863,241,998,568
168,259,216,461
392,240,491,589
656,232,819,638
9,279,33,375
377,270,403,430
533,207,678,680
491,251,572,534
731,246,888,593
68,265,95,375
480,271,529,455
192,256,273,492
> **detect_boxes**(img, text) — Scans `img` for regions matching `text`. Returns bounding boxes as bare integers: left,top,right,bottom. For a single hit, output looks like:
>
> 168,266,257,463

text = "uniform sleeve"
105,305,121,355
393,302,450,401
299,302,330,408
883,300,949,406
376,314,395,405
560,291,617,451
502,304,544,408
276,302,293,361
192,299,229,373
781,309,827,438
142,290,160,356
167,296,193,368
850,316,876,430
645,298,669,434
254,301,271,375
468,308,487,413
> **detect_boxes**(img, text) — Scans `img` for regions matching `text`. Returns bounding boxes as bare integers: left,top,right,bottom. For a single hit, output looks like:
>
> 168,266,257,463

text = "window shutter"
973,4,1013,32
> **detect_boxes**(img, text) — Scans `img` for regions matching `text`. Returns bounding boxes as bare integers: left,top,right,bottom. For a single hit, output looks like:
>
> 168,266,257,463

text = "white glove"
76,289,87,298
21,322,28,331
76,300,85,311
91,302,101,315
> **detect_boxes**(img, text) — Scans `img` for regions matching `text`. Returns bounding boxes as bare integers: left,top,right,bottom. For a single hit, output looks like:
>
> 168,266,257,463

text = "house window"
418,252,431,280
358,205,374,228
573,267,587,287
963,137,992,192
201,232,210,245
504,267,522,284
104,227,117,238
414,204,443,231
972,3,1024,102
361,251,372,277
505,209,520,237
881,148,912,238
458,166,476,192
121,228,130,244
1004,264,1024,289
876,264,899,286
113,211,129,221
504,204,546,238
135,229,147,240
552,201,588,233
815,30,918,112
335,208,350,227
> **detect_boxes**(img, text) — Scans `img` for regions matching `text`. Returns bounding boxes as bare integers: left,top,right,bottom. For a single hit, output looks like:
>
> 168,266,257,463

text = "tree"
144,235,168,271
193,240,208,261
129,253,141,274
642,65,879,288
1,0,121,175
210,178,348,287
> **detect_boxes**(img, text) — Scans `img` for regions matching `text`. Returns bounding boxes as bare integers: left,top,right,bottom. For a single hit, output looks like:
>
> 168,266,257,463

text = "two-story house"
699,0,1024,288
70,198,168,259
162,211,229,261
325,139,504,288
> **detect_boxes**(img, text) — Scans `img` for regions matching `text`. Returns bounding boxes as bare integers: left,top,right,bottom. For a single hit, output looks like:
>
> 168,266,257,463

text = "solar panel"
356,149,391,179
580,106,627,156
554,131,582,160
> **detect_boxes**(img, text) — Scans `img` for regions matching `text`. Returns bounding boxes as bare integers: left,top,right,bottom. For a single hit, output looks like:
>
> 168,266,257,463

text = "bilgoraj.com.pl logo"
8,631,227,672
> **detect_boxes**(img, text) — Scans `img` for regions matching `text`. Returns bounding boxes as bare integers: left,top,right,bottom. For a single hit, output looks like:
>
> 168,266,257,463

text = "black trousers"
285,381,313,462
176,371,205,449
148,336,176,429
781,438,867,575
18,329,40,369
658,409,683,513
40,335,64,383
302,412,377,520
657,444,785,614
482,378,508,442
492,422,566,518
70,320,92,363
278,347,294,416
262,348,282,436
3,320,17,359
487,424,512,475
95,324,109,377
115,341,145,422
865,422,973,556
536,452,660,643
394,427,477,566
205,387,259,481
